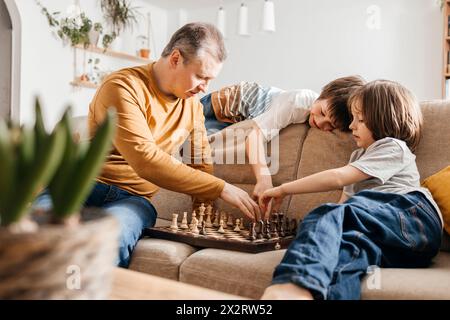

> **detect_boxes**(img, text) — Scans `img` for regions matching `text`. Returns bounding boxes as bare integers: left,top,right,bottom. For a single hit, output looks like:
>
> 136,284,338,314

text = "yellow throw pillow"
422,166,450,235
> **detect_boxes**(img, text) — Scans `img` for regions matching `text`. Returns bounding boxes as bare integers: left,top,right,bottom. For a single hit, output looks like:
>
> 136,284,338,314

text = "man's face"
308,99,335,131
171,51,223,99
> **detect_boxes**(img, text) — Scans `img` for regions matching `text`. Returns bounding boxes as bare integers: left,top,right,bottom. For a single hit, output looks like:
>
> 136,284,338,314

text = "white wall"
170,0,442,101
0,0,11,119
15,0,168,128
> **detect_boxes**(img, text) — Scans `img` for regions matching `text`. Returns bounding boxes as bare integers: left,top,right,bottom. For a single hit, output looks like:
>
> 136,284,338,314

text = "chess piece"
264,219,271,239
218,219,225,233
278,213,285,237
170,213,179,231
221,211,228,229
239,218,244,230
180,212,189,229
199,203,206,217
290,218,298,234
198,208,205,226
227,213,234,227
213,210,220,227
256,220,264,240
189,210,197,229
191,218,199,234
248,222,256,241
198,202,206,226
234,219,241,232
205,205,213,227
200,220,207,235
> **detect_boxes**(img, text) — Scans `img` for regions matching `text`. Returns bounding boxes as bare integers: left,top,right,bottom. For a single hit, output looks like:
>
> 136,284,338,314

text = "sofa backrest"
72,101,450,227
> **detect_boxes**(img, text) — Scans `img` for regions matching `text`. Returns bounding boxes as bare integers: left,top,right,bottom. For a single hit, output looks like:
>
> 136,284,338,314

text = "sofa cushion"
128,239,198,281
415,101,450,180
360,252,450,299
421,165,450,235
179,248,286,299
177,247,450,299
287,128,356,220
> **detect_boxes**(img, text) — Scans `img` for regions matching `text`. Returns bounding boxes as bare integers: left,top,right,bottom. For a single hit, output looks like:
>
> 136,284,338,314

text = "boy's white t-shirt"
343,137,443,228
252,89,319,141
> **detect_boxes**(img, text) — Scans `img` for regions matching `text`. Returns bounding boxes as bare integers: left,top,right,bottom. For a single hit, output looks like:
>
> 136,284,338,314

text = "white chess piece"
170,213,179,231
227,213,234,227
190,210,197,229
234,218,241,232
218,219,225,234
180,212,188,229
222,211,228,229
205,205,213,227
212,210,220,227
191,218,199,234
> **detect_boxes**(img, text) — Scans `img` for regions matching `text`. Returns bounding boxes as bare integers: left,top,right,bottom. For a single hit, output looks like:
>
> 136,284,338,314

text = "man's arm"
92,80,225,200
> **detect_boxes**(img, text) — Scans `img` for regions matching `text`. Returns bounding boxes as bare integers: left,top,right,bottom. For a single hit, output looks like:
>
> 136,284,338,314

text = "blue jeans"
272,190,442,300
201,93,232,135
33,182,157,268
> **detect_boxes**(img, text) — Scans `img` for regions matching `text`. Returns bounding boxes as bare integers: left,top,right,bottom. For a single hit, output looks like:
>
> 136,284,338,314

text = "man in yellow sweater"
86,23,260,267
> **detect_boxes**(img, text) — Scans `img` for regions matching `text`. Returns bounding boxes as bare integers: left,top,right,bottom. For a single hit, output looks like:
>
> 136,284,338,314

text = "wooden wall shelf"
74,44,151,64
70,80,98,89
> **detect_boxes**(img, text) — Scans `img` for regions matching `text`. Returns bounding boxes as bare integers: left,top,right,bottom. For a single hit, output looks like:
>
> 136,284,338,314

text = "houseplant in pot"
100,0,139,52
0,98,118,299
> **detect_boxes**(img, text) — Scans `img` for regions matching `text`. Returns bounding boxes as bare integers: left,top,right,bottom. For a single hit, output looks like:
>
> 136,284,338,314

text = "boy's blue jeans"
273,190,442,300
33,182,157,268
201,93,232,135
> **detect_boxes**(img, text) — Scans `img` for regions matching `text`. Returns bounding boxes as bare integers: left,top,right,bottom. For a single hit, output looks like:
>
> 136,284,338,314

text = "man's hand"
220,182,260,220
259,185,286,214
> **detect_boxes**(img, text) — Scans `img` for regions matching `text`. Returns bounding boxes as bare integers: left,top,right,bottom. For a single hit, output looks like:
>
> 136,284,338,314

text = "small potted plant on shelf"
0,98,119,299
136,35,150,58
88,22,104,47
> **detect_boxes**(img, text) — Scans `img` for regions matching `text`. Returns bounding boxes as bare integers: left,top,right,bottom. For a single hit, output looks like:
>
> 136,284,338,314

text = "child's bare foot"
260,283,314,300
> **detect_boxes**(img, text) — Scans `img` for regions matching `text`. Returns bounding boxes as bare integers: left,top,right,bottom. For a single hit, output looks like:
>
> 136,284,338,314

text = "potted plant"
0,98,119,299
136,35,150,58
88,22,104,47
100,0,140,52
100,0,139,35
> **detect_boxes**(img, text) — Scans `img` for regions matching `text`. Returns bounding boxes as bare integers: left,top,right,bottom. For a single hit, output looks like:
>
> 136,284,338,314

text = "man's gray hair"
161,22,227,64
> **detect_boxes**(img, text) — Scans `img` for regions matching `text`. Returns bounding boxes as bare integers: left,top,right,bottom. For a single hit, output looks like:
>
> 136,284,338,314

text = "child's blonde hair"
349,80,423,152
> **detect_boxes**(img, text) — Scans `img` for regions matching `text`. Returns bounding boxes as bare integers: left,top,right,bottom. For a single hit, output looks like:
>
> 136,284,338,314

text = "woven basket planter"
0,209,119,299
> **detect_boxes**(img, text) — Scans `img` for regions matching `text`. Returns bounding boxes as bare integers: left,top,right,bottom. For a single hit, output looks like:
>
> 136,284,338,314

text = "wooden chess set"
144,203,297,253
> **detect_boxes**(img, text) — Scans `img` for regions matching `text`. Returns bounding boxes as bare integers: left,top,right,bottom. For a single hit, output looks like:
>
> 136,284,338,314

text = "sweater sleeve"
91,77,225,200
185,102,220,206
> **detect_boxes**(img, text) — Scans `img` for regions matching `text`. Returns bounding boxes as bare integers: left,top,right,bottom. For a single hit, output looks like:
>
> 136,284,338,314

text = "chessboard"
144,204,297,253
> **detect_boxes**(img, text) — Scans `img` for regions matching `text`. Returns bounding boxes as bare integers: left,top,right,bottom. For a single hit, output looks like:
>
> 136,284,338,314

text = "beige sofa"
124,100,450,299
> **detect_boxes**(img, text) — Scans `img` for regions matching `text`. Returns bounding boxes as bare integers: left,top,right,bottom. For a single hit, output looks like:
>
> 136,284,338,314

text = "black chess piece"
284,216,291,236
199,220,207,235
290,218,298,235
264,219,271,239
279,217,285,237
256,220,264,240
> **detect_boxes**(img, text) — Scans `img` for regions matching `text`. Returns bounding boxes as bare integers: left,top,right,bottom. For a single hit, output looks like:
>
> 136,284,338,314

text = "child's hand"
259,186,285,216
